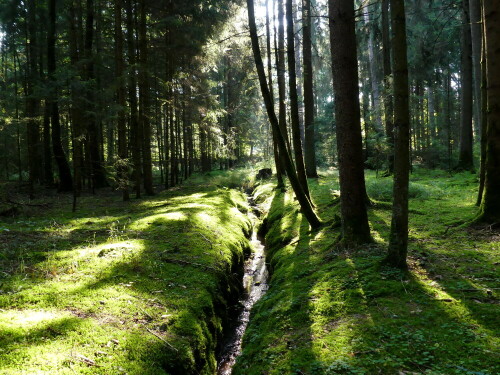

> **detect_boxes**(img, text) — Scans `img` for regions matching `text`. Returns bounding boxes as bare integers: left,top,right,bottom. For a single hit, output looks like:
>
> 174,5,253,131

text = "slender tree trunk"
26,0,41,196
48,0,73,192
247,0,321,229
458,0,475,171
302,0,318,178
382,0,394,174
266,0,284,187
477,14,487,206
329,0,371,244
286,0,310,198
138,0,154,195
277,0,290,151
363,3,383,133
469,0,482,135
478,0,500,222
386,0,410,269
125,0,141,198
115,0,129,201
84,0,107,190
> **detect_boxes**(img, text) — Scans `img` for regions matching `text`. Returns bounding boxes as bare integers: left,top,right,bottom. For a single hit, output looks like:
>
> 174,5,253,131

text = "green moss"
233,170,499,375
0,177,252,374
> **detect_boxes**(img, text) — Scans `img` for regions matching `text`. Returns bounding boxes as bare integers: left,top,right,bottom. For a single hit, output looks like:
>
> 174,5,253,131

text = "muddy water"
217,212,268,375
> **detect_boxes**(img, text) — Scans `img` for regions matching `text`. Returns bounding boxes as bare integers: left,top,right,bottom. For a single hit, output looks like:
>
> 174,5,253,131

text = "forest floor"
0,169,498,375
0,173,254,374
234,169,499,375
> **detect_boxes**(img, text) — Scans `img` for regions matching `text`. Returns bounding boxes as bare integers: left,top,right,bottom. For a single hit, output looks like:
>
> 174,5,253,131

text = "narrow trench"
216,196,269,375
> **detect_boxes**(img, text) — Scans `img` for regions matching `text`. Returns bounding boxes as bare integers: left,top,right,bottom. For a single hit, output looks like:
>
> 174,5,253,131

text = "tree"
48,0,73,192
478,0,500,223
386,0,410,269
247,0,321,230
329,0,371,245
115,0,129,201
457,0,474,171
286,0,310,198
302,0,318,178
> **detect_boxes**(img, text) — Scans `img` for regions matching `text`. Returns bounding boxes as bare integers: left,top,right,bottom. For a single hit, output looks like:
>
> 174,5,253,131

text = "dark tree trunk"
478,0,500,222
84,0,107,189
266,0,284,188
286,0,310,199
115,0,129,201
302,0,318,178
469,0,482,136
138,0,154,195
276,0,290,150
457,0,474,171
26,0,41,195
48,0,73,192
247,0,321,229
125,0,141,198
477,18,487,206
382,0,394,174
329,0,371,244
386,0,410,269
68,0,83,196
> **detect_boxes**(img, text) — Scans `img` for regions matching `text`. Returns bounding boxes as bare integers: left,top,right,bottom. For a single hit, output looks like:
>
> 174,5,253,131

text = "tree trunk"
477,15,487,206
26,0,41,195
276,0,290,151
457,0,474,171
302,0,318,178
329,0,371,244
84,0,107,189
247,0,321,229
386,0,410,269
48,0,73,192
469,0,482,136
478,0,500,222
138,0,154,195
286,0,310,199
266,0,284,187
382,0,394,174
115,0,129,201
125,0,141,198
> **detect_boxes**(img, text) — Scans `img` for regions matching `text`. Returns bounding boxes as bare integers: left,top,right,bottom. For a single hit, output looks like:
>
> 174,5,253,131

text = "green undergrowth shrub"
233,170,499,375
0,179,253,374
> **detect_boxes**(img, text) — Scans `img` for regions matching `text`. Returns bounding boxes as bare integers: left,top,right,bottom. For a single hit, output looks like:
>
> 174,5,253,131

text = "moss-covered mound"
0,184,251,374
234,170,499,375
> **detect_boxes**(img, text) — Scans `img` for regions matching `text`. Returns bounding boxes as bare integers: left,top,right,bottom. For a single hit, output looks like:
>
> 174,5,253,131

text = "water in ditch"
217,208,268,375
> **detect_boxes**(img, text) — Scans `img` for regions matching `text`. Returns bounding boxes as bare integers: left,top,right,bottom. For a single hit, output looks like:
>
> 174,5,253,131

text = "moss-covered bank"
234,170,499,375
0,182,252,374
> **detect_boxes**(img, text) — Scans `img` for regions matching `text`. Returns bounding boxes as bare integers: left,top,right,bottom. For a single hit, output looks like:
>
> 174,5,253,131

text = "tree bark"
266,0,285,188
247,0,321,229
84,0,107,189
115,0,129,201
125,0,142,198
457,0,475,171
469,0,482,136
382,0,394,174
329,0,371,244
48,0,73,192
138,0,154,195
478,0,500,222
302,0,318,178
386,0,410,269
286,0,310,199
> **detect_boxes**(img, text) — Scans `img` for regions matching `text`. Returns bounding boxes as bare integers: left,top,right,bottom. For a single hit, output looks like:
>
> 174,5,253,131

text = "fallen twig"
146,328,178,352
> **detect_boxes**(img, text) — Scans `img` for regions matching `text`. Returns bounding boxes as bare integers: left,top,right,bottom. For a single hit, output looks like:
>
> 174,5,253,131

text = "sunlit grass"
0,177,253,374
234,169,499,375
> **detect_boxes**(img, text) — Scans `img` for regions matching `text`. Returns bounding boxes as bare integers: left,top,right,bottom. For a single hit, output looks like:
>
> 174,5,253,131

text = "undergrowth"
233,169,499,375
0,179,253,374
